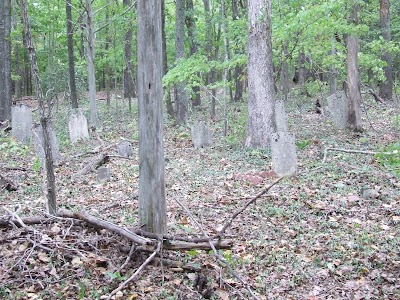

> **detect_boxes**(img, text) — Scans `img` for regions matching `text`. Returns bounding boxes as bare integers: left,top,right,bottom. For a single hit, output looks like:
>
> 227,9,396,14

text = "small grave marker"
11,105,32,144
32,122,60,166
327,91,349,129
97,166,110,182
68,110,90,144
117,140,134,158
191,121,212,149
271,131,297,177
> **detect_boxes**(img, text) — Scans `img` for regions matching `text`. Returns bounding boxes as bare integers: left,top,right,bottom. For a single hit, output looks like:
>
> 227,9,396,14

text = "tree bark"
174,0,188,125
66,0,78,109
21,0,57,215
379,0,392,101
137,0,166,234
123,0,135,110
105,7,111,106
86,0,98,128
245,0,276,148
280,41,289,101
0,0,12,121
185,0,201,108
329,43,337,96
162,0,174,118
346,2,362,131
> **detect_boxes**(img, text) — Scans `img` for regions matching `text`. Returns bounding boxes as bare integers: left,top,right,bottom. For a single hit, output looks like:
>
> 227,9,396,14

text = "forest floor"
0,92,399,300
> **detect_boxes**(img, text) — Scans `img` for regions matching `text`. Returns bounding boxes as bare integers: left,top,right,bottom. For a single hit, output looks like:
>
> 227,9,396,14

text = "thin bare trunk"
137,0,166,234
379,0,392,100
346,2,362,131
66,0,78,109
21,0,57,215
162,0,174,118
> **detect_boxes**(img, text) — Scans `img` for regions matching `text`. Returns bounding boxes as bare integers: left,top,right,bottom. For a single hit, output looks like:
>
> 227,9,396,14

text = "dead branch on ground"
106,241,161,300
369,89,385,103
0,174,18,191
74,153,110,177
322,147,392,163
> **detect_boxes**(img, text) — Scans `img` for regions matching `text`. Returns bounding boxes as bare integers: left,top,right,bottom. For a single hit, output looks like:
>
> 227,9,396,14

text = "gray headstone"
68,110,90,144
11,105,32,144
191,121,212,149
275,100,288,132
271,131,297,177
327,91,349,129
32,122,60,166
97,166,110,182
117,140,133,158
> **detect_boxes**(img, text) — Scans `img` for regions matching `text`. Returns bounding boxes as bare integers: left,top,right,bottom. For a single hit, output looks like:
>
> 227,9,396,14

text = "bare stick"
322,147,392,163
174,196,261,300
218,177,284,236
106,241,161,300
58,209,153,247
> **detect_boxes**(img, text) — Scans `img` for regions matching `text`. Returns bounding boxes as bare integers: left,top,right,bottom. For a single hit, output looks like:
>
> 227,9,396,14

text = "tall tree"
232,0,244,102
379,0,392,100
174,0,188,125
85,0,99,128
185,0,201,108
123,0,135,110
245,0,276,148
66,0,78,109
137,0,166,233
346,1,362,131
162,0,174,118
21,0,57,215
0,0,12,122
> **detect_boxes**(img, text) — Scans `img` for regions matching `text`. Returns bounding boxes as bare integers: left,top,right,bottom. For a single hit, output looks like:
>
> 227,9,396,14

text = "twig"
174,196,261,300
106,241,161,300
218,177,284,236
322,147,392,163
116,243,136,274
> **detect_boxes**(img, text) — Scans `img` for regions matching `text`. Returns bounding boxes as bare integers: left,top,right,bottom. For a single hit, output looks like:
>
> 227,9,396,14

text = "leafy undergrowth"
1,94,399,300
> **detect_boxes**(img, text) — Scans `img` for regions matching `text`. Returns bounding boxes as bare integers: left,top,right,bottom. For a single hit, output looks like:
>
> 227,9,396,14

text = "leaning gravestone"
68,110,90,143
32,122,60,166
326,91,349,129
275,100,288,132
191,121,212,149
271,131,297,177
117,140,134,158
11,105,32,144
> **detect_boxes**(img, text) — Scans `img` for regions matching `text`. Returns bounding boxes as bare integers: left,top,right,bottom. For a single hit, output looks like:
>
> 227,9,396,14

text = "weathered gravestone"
275,100,288,132
327,91,349,129
117,140,134,158
191,121,212,149
32,122,60,166
271,131,297,177
11,105,32,144
97,166,111,182
68,110,90,143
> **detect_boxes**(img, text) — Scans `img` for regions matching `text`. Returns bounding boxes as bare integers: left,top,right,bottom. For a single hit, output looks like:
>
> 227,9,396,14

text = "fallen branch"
369,89,385,103
106,241,161,300
74,153,110,177
218,177,284,237
175,196,261,300
322,147,392,163
58,209,153,247
164,240,232,250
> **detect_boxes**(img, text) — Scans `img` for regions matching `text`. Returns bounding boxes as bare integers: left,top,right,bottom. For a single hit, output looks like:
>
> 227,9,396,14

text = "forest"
0,0,399,299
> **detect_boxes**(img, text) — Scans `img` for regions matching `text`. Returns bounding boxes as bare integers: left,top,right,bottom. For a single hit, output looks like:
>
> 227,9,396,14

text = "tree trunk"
346,2,362,131
86,0,98,128
329,44,337,96
0,0,12,121
174,0,188,125
66,0,78,109
280,41,289,102
21,0,57,215
123,0,135,110
105,7,111,106
137,0,166,234
162,0,174,118
379,0,392,100
185,0,201,108
245,0,276,148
